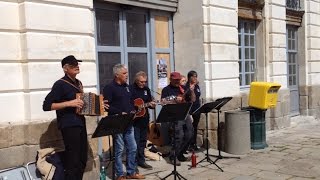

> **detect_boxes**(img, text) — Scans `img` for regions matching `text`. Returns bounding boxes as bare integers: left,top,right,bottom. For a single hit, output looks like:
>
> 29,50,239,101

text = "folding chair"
0,166,31,180
26,162,42,180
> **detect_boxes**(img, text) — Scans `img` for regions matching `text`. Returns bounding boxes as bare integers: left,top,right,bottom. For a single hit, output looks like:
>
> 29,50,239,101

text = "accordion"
76,92,104,116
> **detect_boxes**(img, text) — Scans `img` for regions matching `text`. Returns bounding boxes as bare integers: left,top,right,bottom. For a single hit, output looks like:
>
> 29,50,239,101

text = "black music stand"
210,97,240,162
157,103,192,180
92,114,134,180
192,99,225,171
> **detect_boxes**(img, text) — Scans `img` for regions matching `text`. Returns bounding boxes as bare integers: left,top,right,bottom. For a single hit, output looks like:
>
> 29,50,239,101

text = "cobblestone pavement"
137,116,320,180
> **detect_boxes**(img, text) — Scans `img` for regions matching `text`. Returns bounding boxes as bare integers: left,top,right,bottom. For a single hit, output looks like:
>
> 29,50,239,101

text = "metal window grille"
286,0,301,10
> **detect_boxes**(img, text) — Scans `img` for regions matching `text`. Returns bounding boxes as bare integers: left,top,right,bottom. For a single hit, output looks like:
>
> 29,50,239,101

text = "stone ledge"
25,120,62,145
0,119,98,170
308,109,320,119
308,85,320,109
83,157,99,180
0,124,11,149
0,145,26,169
270,116,290,130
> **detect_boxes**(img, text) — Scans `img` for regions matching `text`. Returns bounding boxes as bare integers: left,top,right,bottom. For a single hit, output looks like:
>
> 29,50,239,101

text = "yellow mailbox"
248,82,281,110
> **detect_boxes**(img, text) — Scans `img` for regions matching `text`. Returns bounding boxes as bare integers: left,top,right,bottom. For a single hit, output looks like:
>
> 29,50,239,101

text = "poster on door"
157,57,168,88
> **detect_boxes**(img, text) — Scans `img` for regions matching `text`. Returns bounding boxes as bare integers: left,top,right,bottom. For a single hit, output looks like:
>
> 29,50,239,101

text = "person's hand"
149,101,156,108
68,98,84,108
176,96,183,103
190,84,195,91
122,112,128,115
103,100,109,110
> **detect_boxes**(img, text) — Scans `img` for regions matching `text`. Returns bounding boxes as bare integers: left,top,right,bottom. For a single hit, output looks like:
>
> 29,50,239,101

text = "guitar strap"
59,78,83,93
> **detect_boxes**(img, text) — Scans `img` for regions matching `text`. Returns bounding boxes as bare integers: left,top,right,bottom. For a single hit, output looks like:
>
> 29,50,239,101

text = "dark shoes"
126,173,145,179
138,162,153,170
189,144,200,151
183,150,188,155
177,154,191,162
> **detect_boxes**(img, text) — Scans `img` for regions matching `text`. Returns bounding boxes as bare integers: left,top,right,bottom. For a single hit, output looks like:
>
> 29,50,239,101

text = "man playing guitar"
161,72,195,166
103,64,145,180
130,71,156,170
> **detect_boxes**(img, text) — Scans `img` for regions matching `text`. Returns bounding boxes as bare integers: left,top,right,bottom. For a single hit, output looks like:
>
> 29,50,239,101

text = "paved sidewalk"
138,116,320,180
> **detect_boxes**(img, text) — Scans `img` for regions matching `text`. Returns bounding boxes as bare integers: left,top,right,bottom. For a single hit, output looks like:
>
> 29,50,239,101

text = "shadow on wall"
39,119,64,150
39,119,95,172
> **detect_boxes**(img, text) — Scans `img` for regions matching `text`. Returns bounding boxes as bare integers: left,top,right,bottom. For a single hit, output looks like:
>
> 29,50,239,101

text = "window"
287,27,298,87
95,4,173,94
238,20,256,87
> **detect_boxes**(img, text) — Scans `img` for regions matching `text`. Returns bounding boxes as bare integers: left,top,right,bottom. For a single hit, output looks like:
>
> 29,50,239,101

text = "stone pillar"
203,0,239,100
0,1,24,123
265,0,291,129
305,0,320,118
267,0,287,86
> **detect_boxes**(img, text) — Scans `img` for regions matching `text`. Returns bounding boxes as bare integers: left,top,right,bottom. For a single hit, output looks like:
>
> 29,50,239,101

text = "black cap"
61,55,82,67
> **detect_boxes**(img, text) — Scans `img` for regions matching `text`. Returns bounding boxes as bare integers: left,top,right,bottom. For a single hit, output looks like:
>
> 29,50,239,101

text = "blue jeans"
114,126,137,177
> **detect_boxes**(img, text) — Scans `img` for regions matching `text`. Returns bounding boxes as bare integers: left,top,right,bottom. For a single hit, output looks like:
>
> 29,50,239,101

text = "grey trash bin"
225,110,250,155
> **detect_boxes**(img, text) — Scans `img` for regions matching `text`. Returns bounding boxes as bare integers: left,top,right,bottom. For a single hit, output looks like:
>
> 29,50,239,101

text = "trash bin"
244,107,268,149
225,110,250,154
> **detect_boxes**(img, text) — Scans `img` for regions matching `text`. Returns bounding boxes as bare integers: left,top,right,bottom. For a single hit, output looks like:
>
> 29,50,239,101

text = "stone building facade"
0,0,319,178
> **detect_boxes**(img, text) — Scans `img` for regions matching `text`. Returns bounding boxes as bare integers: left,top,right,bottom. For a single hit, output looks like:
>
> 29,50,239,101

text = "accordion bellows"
76,92,104,116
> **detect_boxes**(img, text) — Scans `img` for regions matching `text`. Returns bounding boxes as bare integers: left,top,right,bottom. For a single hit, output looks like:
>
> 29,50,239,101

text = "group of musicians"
43,55,201,180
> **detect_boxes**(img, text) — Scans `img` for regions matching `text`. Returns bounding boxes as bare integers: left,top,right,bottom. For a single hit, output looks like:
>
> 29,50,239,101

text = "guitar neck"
144,100,161,108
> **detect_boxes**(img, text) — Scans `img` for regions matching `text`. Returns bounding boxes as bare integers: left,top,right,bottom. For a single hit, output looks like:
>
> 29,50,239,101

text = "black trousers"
133,117,148,165
61,126,88,180
170,115,193,158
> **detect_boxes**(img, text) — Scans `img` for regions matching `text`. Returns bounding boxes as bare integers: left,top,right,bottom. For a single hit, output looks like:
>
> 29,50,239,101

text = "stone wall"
0,0,98,178
268,89,291,130
0,0,96,123
305,85,320,119
193,0,293,149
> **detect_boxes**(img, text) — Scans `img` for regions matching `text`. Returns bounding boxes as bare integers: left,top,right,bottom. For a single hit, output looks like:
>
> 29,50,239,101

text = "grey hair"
113,64,127,76
135,71,147,82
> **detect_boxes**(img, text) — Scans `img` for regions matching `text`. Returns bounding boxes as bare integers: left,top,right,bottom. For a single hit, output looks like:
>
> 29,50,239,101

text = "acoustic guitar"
134,96,177,118
147,121,163,146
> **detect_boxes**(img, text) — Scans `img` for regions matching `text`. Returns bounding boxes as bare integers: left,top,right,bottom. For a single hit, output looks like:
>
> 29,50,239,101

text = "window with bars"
238,20,256,87
286,0,301,10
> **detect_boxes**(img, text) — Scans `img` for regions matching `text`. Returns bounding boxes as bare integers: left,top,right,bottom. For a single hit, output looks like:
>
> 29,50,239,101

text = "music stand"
92,114,134,180
210,97,240,162
192,99,225,171
157,103,192,180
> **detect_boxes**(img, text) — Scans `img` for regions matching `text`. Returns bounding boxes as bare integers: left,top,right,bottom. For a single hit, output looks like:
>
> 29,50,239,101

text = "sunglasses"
67,64,79,68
